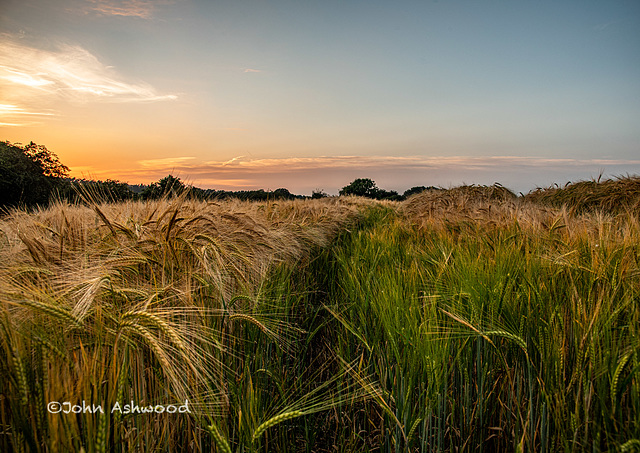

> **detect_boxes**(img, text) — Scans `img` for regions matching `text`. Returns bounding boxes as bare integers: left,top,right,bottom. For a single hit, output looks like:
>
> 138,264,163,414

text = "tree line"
1,141,435,209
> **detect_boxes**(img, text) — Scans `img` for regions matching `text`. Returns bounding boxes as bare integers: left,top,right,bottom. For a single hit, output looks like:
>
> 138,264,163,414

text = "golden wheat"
0,195,365,451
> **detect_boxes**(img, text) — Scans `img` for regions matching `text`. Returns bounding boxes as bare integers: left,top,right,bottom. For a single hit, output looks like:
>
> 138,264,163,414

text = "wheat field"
0,180,638,452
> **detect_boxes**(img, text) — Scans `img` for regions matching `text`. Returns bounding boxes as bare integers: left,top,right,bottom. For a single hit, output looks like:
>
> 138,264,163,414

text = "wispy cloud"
1,68,56,88
129,155,640,175
198,155,438,171
87,155,640,195
243,68,262,73
0,104,55,117
593,21,617,32
222,156,246,166
0,35,176,126
138,156,195,168
82,0,174,19
0,103,57,127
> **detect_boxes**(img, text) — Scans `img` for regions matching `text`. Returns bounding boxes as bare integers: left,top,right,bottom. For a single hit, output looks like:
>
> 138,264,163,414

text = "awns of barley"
117,320,174,374
228,312,275,340
484,330,528,355
120,310,187,354
252,410,303,443
11,297,83,330
0,196,364,450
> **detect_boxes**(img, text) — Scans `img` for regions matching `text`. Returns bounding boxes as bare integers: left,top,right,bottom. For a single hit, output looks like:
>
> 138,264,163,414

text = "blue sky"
1,0,639,194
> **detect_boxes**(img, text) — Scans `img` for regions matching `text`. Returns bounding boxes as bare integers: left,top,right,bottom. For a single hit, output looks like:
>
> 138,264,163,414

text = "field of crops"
1,178,638,452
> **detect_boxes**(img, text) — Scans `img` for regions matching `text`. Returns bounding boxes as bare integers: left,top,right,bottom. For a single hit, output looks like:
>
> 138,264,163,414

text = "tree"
271,188,296,200
59,178,136,204
339,178,379,198
0,141,65,207
141,175,186,199
311,189,328,199
402,186,425,198
22,141,70,178
374,189,402,201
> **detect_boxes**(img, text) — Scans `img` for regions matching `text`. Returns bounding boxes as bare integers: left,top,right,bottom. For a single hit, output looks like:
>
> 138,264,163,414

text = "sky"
1,0,639,195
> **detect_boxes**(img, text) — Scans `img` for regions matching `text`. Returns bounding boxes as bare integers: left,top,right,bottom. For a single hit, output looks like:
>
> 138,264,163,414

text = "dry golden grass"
0,195,366,451
0,195,363,302
403,183,549,232
524,174,640,214
402,182,640,246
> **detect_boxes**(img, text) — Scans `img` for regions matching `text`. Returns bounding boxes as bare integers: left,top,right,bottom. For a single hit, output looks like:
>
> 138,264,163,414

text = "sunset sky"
1,0,639,195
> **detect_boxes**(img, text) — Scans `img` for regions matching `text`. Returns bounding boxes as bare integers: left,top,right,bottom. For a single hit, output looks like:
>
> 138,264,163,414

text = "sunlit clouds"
138,156,196,168
0,35,176,126
222,156,246,166
1,69,55,88
0,104,55,127
81,0,175,19
69,155,640,195
1,1,638,192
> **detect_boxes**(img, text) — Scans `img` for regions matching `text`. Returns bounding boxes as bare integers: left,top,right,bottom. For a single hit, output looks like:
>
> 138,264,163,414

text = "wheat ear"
207,423,232,453
252,410,303,443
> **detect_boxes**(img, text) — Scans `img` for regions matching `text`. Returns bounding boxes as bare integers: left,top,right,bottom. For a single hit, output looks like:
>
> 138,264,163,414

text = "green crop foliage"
1,179,638,452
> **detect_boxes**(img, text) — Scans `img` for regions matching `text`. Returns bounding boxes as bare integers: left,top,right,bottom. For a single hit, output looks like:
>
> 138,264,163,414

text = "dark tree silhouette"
22,141,70,178
339,178,379,197
272,188,295,200
312,189,328,199
339,178,403,200
141,175,186,199
0,141,68,207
